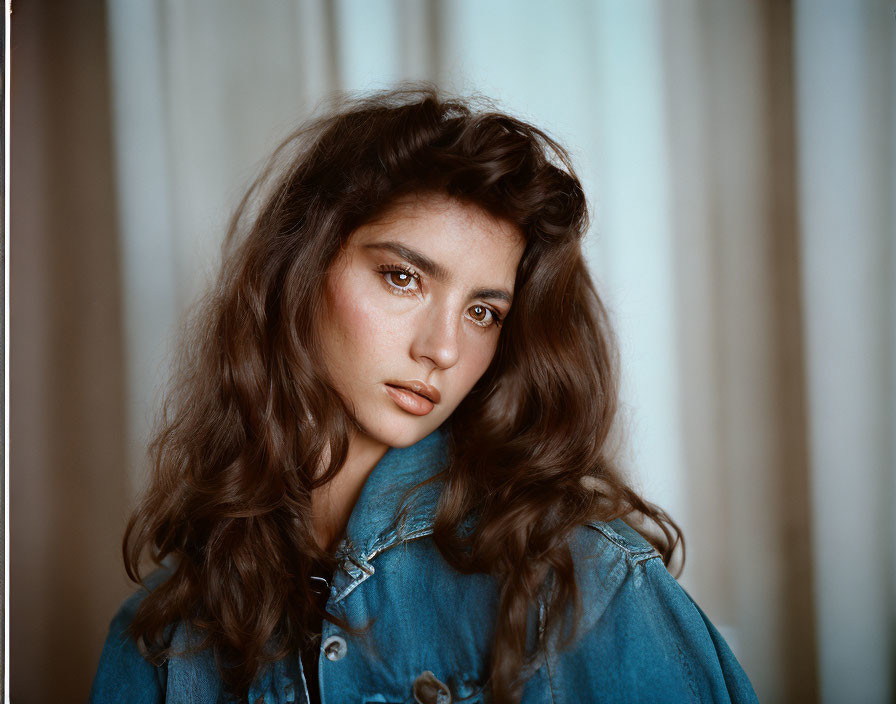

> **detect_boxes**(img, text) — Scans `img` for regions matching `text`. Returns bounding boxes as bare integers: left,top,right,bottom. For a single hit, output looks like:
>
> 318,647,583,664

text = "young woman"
90,85,758,704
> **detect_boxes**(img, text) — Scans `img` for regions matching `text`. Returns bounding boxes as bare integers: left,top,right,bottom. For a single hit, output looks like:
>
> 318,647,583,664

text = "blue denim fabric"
90,427,758,703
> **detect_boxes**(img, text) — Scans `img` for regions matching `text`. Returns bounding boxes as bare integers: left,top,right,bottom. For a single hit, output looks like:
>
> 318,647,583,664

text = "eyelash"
374,263,504,329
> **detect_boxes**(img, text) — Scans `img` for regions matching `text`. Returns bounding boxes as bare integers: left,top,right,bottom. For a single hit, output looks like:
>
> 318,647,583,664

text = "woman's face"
318,192,525,449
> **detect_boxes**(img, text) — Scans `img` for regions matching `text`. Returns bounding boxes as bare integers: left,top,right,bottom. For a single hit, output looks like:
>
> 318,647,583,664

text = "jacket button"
413,670,452,704
322,635,348,661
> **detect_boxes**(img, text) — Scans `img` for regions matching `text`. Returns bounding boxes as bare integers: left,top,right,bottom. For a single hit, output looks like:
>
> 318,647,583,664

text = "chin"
360,413,440,449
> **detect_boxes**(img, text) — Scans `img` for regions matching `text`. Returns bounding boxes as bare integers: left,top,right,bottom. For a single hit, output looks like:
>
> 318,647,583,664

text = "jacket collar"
167,428,458,670
339,425,451,564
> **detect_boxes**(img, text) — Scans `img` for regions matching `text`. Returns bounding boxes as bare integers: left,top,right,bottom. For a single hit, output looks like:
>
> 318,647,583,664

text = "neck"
311,429,389,553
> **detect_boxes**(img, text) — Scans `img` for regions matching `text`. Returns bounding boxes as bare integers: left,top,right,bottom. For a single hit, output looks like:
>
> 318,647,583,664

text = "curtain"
794,2,895,700
11,2,128,702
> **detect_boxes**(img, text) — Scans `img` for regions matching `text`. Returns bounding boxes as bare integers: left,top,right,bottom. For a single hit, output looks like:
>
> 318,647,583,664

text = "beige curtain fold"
661,2,817,701
11,2,130,702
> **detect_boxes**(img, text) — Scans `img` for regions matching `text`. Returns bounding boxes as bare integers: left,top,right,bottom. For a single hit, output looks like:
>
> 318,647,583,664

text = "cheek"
454,338,499,396
325,277,397,361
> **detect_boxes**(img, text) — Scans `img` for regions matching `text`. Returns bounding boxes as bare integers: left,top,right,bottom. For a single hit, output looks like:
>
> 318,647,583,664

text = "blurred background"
10,0,895,702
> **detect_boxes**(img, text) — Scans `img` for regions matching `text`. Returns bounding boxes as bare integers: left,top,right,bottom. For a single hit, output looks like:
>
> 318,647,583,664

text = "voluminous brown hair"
124,84,683,703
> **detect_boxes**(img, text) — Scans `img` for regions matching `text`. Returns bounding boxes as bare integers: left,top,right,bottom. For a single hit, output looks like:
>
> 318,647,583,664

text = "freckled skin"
318,193,525,453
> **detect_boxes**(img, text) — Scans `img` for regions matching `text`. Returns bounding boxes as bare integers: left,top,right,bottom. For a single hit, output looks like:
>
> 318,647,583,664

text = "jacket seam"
365,525,434,561
630,551,662,566
333,529,436,604
584,521,660,563
540,634,558,704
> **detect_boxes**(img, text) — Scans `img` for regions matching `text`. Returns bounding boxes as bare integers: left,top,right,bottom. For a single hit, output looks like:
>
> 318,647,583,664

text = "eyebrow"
362,240,514,304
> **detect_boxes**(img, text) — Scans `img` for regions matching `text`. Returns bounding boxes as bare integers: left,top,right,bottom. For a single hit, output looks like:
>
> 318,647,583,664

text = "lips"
385,380,441,404
384,384,436,416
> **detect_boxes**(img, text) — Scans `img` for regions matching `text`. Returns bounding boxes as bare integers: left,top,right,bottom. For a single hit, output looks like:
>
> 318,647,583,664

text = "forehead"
349,193,525,273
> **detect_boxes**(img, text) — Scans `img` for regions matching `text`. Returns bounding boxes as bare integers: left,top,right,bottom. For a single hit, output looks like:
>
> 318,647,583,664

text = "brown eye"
467,304,502,329
388,271,414,288
376,265,421,295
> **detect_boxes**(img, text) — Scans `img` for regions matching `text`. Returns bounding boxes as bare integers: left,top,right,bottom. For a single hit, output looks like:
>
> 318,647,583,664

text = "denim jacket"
90,428,758,704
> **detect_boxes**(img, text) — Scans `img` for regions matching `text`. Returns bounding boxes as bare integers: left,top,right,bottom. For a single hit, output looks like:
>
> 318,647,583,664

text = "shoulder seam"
584,520,661,564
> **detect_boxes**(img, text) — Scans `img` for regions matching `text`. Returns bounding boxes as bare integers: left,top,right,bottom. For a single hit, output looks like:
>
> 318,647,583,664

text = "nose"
410,304,460,370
